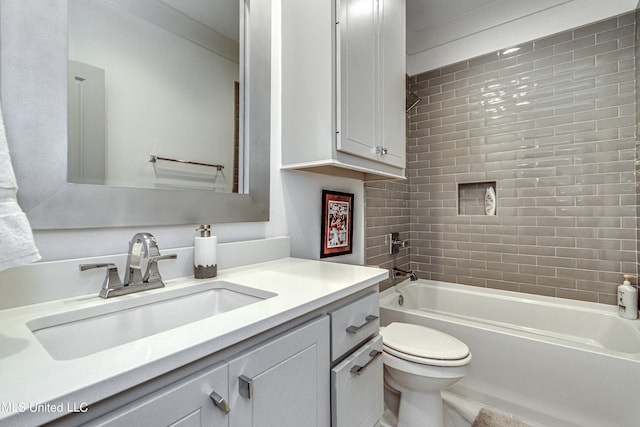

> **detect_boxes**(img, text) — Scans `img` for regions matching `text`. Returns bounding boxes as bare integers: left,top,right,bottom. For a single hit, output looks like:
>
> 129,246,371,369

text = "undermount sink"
27,281,276,360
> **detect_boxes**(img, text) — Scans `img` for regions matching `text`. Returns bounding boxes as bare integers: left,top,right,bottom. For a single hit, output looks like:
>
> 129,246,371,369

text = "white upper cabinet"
282,0,406,180
337,0,406,170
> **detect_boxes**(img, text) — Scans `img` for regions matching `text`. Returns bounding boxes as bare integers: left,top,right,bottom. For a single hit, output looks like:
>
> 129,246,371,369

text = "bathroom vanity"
0,251,386,426
73,315,329,427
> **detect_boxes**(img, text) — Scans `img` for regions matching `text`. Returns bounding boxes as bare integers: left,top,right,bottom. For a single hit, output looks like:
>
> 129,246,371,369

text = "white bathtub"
379,280,640,427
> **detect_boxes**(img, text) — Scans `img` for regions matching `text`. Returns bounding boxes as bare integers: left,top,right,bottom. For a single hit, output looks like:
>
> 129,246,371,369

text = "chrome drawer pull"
350,350,382,376
238,375,253,399
346,315,378,334
209,391,231,414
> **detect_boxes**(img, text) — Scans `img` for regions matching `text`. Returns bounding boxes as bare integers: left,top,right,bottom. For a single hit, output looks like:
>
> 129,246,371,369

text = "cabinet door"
337,0,406,168
379,0,406,168
336,0,378,160
88,363,229,427
228,316,330,427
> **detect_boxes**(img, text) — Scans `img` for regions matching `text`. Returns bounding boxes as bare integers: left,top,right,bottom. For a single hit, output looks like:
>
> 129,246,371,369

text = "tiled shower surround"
366,12,637,304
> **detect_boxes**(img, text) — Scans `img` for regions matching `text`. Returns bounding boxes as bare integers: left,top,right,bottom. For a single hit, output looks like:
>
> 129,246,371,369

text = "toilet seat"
380,322,471,367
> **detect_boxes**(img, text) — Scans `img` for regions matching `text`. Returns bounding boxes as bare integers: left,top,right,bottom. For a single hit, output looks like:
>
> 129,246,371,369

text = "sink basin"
27,281,276,360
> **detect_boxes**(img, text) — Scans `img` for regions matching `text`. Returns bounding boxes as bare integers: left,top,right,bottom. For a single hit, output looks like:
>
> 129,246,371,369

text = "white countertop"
0,257,387,426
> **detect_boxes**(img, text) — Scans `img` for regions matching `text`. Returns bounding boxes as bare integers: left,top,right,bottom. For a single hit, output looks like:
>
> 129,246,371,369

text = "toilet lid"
380,322,470,363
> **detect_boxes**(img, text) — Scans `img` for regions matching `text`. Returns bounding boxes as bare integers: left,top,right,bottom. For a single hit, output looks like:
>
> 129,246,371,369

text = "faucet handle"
79,263,123,298
144,253,178,284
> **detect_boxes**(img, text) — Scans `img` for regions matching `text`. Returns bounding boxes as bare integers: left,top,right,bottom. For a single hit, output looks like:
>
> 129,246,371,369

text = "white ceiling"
407,0,504,34
157,0,639,74
406,0,639,74
159,0,239,42
406,0,573,55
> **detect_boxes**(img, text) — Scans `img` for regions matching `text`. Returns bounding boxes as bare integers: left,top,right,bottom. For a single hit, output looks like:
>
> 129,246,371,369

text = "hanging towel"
0,102,41,271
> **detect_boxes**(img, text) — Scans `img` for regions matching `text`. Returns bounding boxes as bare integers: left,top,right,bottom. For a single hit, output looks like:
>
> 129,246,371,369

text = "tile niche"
458,182,497,215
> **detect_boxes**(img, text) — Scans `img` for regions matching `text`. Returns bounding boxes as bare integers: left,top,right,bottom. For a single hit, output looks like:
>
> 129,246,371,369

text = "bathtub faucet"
392,267,418,281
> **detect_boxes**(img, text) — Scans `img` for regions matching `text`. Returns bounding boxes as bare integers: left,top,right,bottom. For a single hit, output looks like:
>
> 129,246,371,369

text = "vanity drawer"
331,335,383,427
329,291,379,361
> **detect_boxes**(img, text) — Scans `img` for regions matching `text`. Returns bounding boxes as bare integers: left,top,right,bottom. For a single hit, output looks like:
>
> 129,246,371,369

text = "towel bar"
149,155,224,171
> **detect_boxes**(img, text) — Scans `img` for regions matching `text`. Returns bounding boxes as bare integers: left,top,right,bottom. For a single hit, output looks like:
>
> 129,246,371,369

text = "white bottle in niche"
194,225,217,279
485,185,496,216
618,274,638,319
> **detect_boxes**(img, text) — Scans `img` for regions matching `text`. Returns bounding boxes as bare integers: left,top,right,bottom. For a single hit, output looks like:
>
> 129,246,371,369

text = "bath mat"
472,408,533,427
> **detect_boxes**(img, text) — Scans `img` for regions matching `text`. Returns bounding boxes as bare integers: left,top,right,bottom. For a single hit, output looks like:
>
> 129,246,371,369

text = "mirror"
3,0,270,229
68,0,241,193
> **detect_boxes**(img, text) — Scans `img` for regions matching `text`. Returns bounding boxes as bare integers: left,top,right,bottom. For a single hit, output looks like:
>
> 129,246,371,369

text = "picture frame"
320,190,354,258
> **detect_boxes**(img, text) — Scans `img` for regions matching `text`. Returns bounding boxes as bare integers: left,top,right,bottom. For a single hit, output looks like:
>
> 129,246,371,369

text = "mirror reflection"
68,0,240,193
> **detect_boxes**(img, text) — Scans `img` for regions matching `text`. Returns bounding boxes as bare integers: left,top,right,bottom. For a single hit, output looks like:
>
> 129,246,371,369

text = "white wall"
26,0,367,265
407,0,639,75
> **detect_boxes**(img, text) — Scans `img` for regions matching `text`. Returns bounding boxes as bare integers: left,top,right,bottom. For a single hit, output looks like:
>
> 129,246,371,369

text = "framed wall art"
320,190,354,258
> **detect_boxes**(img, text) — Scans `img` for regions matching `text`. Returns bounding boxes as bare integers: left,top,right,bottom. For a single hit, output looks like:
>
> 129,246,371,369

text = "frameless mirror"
3,0,270,229
68,0,241,193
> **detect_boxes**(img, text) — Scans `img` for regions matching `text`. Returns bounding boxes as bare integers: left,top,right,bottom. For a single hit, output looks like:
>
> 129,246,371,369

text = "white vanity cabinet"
0,254,389,427
85,363,230,427
329,291,383,427
228,316,330,427
78,298,381,427
281,0,406,180
85,317,330,427
331,335,383,427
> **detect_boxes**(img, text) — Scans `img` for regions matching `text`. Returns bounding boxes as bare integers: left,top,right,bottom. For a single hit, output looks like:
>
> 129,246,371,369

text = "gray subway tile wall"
366,12,638,304
365,179,411,289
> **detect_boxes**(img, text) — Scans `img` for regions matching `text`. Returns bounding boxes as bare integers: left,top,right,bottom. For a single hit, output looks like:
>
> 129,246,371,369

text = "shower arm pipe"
406,98,421,113
406,92,422,113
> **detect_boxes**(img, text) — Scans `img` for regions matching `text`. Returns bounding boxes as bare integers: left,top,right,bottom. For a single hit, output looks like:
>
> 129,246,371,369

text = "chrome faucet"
80,232,177,298
392,266,418,281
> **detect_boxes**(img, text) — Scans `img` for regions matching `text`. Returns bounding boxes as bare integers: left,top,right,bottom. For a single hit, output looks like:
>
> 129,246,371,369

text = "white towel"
0,101,40,271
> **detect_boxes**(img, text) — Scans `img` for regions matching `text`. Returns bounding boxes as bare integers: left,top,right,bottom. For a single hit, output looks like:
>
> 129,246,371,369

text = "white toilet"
380,322,471,427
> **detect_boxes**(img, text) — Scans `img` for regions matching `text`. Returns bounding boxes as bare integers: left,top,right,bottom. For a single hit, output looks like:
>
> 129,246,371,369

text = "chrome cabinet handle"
346,314,379,334
350,350,382,376
238,375,253,399
375,146,388,155
209,391,230,414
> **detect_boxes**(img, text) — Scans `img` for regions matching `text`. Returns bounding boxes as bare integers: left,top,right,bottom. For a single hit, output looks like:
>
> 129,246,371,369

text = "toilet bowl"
380,322,471,427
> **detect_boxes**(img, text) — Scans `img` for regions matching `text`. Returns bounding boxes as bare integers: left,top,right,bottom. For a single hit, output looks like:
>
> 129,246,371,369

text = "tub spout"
392,267,417,281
